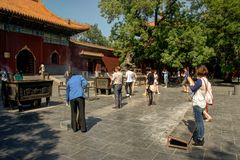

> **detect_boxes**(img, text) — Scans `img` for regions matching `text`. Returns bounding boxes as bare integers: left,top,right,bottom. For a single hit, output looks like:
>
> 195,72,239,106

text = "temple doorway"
16,49,35,74
88,60,95,75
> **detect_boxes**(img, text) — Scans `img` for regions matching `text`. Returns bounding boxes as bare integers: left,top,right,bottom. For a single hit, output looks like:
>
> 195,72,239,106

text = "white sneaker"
126,94,129,97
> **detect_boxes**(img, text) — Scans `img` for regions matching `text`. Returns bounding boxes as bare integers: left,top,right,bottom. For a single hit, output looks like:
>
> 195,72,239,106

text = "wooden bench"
167,120,195,151
167,110,196,151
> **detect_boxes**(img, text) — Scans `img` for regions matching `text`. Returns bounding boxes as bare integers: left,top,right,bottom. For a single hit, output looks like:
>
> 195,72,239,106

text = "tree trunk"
223,72,233,83
154,6,159,26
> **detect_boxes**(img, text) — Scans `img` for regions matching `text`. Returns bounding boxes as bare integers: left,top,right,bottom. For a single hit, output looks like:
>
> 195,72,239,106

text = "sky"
42,0,112,37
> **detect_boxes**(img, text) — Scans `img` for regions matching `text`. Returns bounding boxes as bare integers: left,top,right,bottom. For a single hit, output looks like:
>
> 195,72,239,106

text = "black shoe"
18,107,24,112
192,138,204,146
192,141,204,146
81,129,87,133
148,101,152,106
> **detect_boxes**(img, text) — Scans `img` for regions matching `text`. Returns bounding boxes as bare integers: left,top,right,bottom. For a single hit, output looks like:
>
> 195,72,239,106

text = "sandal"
205,117,213,122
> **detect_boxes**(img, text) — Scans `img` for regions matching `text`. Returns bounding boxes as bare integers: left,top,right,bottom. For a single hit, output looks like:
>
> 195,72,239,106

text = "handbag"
150,85,156,92
146,85,156,93
202,78,213,105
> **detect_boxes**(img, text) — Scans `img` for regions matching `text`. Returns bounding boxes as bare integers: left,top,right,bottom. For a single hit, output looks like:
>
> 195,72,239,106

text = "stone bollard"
234,85,240,95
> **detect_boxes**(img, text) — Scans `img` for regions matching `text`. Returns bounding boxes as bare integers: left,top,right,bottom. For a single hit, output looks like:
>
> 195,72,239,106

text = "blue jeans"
114,84,122,108
193,105,204,141
164,77,168,86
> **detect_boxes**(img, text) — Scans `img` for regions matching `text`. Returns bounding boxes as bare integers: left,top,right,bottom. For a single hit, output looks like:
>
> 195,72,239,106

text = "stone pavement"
0,82,239,160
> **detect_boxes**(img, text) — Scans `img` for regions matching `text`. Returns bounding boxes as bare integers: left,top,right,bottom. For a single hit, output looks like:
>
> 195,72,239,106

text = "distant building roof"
148,21,156,27
70,40,114,52
0,0,90,31
79,50,104,57
147,16,164,27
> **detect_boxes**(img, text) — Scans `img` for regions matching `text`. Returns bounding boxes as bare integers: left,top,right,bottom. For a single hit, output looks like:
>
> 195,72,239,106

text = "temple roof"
0,0,90,31
70,40,114,51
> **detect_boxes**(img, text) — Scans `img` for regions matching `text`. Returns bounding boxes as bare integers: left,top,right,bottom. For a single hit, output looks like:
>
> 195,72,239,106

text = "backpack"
202,78,213,105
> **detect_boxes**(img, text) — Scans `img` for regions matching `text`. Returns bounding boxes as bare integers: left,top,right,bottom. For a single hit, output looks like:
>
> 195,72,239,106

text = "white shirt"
125,70,134,83
192,78,207,108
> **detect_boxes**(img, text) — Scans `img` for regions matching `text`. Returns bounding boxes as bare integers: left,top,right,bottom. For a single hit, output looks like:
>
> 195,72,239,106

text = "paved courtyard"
0,82,240,160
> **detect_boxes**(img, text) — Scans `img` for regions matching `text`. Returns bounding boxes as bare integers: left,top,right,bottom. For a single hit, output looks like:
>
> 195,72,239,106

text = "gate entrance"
16,49,34,74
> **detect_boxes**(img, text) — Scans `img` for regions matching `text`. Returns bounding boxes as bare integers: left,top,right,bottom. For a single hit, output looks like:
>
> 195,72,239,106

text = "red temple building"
0,0,119,76
70,40,118,77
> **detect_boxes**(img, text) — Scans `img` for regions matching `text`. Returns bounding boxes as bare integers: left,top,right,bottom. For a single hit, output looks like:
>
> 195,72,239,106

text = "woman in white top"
131,71,137,95
187,65,209,146
154,70,160,94
39,64,45,76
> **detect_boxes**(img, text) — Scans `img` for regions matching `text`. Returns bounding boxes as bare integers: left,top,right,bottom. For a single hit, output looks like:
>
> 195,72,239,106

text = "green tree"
161,24,215,68
75,24,110,47
199,0,240,81
99,0,158,64
99,0,216,69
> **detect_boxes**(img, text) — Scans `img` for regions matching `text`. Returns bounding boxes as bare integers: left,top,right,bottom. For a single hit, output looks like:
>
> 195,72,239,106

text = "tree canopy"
201,0,240,80
99,0,240,80
74,24,110,47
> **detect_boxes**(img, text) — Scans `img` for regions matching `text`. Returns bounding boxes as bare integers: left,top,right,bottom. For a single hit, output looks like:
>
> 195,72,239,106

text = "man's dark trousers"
125,82,132,95
70,97,86,132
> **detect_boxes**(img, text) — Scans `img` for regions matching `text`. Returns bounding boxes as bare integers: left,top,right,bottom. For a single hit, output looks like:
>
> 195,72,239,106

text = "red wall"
0,30,69,73
69,45,88,71
102,56,119,72
0,30,6,68
0,30,119,74
43,43,69,65
69,43,119,73
1,31,42,73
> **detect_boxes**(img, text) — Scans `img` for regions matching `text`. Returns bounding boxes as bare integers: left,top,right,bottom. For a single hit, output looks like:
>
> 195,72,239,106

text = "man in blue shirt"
66,73,87,132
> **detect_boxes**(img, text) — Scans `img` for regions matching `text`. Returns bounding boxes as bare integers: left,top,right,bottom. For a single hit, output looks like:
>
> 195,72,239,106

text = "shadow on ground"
182,119,195,133
0,110,60,160
86,116,102,130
